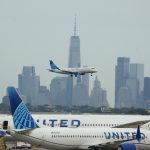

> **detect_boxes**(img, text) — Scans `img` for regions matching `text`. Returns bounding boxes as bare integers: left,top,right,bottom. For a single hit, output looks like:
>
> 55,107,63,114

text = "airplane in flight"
5,87,150,150
47,60,97,77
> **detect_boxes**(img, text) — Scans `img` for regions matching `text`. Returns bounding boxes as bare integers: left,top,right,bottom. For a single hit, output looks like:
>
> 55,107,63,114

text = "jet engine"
117,143,136,150
117,143,149,150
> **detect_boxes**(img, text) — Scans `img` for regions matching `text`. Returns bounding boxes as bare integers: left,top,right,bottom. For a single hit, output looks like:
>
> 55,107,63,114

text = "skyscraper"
82,72,89,96
18,66,40,105
144,77,150,100
50,76,67,106
115,57,145,108
130,63,144,95
18,66,51,106
66,17,81,106
89,76,108,107
144,77,150,108
72,71,90,106
129,63,144,108
115,57,130,108
38,86,51,106
72,82,89,106
68,17,81,68
117,87,131,108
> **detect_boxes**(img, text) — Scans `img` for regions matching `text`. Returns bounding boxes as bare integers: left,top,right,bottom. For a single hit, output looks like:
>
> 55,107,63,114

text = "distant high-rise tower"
66,17,81,106
18,66,51,106
18,66,40,105
144,77,150,108
130,63,144,95
50,77,67,106
129,63,144,108
144,77,150,101
89,76,108,107
115,57,130,108
68,16,81,68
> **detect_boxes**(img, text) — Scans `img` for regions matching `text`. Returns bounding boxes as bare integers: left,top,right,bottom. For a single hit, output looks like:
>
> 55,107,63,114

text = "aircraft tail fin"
49,60,60,70
7,87,39,129
136,125,141,142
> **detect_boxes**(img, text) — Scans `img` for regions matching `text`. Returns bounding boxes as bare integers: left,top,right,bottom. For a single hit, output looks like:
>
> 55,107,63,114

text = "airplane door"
3,121,8,130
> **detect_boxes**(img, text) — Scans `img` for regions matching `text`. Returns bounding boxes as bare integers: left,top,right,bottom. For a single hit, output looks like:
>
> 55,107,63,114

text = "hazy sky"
0,0,150,106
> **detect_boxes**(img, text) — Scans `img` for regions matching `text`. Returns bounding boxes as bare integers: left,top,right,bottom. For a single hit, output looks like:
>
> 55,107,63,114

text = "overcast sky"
0,0,150,107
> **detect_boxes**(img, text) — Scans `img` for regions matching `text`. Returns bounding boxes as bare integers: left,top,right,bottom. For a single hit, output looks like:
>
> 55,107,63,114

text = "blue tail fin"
49,60,60,70
136,125,141,142
7,87,39,129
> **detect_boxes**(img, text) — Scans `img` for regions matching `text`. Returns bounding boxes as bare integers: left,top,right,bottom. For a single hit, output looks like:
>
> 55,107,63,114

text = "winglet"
7,87,39,129
136,125,141,142
49,60,60,70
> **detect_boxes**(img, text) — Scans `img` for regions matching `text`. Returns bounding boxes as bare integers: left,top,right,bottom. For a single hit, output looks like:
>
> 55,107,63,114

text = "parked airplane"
1,114,150,132
1,100,150,130
47,60,97,77
6,87,150,150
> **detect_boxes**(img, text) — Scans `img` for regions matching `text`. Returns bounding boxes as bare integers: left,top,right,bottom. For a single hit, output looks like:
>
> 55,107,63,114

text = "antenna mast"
74,15,76,36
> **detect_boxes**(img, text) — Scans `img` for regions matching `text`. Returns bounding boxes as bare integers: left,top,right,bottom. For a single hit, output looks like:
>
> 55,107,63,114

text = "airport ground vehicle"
16,142,31,149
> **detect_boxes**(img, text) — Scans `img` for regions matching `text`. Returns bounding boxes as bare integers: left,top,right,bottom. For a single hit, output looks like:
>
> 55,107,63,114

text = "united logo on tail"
7,87,39,129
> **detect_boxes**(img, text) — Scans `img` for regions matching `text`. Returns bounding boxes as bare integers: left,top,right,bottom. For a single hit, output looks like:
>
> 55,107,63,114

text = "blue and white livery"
7,87,150,150
48,60,97,77
7,87,39,129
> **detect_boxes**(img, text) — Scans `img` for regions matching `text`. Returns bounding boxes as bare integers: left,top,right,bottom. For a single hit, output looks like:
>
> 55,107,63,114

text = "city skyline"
1,0,150,107
115,57,144,108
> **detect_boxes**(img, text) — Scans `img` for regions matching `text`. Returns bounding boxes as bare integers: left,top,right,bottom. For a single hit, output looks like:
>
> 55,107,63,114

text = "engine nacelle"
117,143,150,150
117,143,136,150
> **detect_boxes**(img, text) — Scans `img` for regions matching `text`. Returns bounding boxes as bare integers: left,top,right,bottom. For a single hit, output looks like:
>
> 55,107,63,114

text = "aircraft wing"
60,69,87,75
88,138,136,149
89,125,142,149
59,70,77,74
114,120,150,128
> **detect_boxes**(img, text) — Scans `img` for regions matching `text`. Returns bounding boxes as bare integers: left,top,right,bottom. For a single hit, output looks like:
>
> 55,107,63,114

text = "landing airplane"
6,87,150,150
47,60,97,77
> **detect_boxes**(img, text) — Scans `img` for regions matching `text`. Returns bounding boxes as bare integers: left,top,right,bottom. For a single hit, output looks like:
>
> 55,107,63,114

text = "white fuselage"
62,67,97,73
1,114,150,129
10,127,150,150
49,67,97,75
